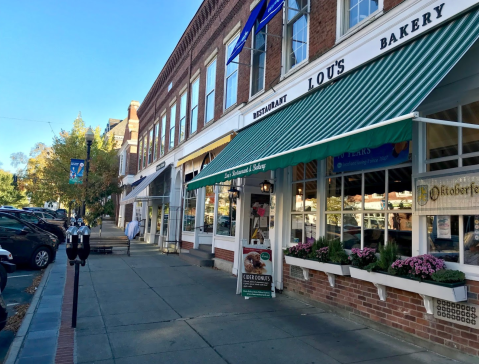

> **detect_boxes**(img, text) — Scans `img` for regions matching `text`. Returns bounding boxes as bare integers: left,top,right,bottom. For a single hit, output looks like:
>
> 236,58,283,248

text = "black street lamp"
82,127,94,217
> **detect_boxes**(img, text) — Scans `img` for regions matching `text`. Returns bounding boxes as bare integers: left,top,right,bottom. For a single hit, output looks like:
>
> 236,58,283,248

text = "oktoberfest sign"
415,172,479,215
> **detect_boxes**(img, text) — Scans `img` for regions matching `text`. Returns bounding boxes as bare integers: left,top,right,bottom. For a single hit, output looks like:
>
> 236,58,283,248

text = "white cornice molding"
204,48,218,66
223,21,241,45
190,68,200,83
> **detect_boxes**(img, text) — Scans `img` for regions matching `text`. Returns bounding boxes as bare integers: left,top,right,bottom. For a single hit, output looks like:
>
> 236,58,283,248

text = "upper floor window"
191,78,199,134
205,60,216,123
119,153,124,175
142,137,147,169
138,138,143,171
225,35,239,109
153,122,159,161
179,92,187,142
169,103,176,150
148,129,153,165
286,0,309,72
251,21,266,97
342,0,380,34
160,114,166,157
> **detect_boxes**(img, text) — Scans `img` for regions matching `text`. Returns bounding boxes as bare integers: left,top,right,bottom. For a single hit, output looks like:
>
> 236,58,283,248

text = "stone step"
188,248,214,260
198,244,213,252
179,252,214,267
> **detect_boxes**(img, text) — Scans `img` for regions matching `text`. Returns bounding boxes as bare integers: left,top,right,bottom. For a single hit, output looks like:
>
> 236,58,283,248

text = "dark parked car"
0,212,59,269
0,209,66,242
0,290,7,331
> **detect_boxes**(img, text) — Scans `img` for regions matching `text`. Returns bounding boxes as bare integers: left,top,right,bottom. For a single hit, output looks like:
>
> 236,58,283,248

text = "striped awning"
121,165,172,205
187,9,479,191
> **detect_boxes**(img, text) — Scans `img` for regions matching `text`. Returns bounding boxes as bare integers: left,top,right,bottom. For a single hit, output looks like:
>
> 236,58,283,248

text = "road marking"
8,274,33,278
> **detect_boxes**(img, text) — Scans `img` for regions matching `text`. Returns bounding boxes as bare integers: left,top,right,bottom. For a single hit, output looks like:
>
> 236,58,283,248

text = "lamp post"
82,127,94,217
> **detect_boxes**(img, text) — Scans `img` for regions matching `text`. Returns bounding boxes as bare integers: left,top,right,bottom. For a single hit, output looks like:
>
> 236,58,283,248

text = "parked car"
0,212,59,269
0,247,15,292
33,211,68,228
0,206,15,209
56,209,67,218
0,209,66,243
0,290,7,331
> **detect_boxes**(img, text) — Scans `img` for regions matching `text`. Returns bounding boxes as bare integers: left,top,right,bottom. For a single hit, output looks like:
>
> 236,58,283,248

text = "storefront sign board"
242,247,273,298
415,172,479,215
434,299,479,329
333,142,410,173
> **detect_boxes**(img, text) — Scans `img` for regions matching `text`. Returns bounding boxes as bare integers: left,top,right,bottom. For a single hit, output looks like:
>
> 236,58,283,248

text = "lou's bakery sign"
416,172,479,214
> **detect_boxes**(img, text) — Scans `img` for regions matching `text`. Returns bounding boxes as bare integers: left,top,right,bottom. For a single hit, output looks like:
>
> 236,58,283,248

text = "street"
0,267,42,363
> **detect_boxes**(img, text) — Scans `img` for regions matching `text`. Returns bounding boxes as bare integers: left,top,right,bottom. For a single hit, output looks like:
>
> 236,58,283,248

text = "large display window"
216,183,236,237
325,159,413,256
183,189,196,232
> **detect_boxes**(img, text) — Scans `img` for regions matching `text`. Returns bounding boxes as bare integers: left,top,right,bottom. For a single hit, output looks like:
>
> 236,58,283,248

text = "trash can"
66,226,78,261
77,226,91,265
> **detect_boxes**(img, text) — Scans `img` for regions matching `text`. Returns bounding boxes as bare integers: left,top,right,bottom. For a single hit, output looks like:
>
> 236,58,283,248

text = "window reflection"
216,185,236,236
364,171,385,210
344,174,362,210
388,167,412,210
464,215,479,266
343,213,361,249
305,181,317,212
204,186,215,233
326,177,341,211
462,101,479,154
292,183,304,212
426,107,458,160
291,215,303,243
427,215,459,262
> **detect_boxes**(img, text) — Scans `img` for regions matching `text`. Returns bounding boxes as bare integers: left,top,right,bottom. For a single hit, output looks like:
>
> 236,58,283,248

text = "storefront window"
147,206,152,233
163,203,169,236
291,162,317,243
204,186,215,233
426,101,479,171
325,162,412,254
183,189,196,232
216,184,236,236
156,206,162,233
464,215,479,266
428,215,459,263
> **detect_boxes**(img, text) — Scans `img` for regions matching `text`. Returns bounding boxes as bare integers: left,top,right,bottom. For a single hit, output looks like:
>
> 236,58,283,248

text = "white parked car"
0,206,15,210
0,246,16,292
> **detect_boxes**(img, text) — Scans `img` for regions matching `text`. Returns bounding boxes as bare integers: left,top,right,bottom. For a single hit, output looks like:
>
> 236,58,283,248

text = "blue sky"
0,0,203,172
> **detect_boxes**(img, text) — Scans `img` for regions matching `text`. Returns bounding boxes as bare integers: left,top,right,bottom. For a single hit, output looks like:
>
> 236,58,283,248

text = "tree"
0,169,29,207
21,116,120,225
10,152,28,168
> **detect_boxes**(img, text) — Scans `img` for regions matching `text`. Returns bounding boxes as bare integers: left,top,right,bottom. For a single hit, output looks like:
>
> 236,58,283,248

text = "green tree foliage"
21,117,120,225
0,169,29,207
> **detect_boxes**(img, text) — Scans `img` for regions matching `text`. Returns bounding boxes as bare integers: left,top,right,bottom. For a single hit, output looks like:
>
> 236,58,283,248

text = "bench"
89,236,130,256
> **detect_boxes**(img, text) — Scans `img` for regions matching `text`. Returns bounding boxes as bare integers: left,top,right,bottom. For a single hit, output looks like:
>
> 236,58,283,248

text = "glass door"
249,193,271,244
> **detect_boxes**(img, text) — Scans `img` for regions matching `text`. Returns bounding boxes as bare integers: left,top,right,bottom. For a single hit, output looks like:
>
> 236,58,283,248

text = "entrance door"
247,192,271,244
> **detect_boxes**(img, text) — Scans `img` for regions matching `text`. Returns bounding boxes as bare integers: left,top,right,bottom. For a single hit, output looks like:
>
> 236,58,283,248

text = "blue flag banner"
69,158,85,184
255,0,284,35
333,142,410,173
226,0,266,65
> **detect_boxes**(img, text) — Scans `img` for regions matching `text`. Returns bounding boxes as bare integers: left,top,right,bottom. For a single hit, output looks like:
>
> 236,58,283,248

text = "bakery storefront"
186,6,479,359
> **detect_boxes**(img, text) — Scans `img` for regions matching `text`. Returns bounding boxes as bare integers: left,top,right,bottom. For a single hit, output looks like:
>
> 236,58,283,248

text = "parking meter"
76,218,83,227
77,226,91,265
66,226,79,261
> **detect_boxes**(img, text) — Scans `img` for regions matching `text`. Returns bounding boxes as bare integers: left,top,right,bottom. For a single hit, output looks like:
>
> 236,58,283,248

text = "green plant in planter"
431,269,466,283
328,239,349,264
365,242,399,272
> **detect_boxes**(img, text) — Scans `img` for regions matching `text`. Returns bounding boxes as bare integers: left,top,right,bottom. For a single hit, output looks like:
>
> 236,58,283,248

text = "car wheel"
31,247,51,269
0,265,7,292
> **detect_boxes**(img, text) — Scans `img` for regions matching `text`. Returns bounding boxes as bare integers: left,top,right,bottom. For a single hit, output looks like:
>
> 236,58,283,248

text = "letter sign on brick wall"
434,299,479,329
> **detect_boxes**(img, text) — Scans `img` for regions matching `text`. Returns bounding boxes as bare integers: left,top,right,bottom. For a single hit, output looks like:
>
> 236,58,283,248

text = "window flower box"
284,255,350,287
349,267,467,314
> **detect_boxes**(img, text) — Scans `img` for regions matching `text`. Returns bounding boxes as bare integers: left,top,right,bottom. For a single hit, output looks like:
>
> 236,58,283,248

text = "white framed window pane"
226,36,239,77
216,185,236,236
160,136,165,156
292,163,305,181
388,212,412,256
305,214,316,243
363,213,385,250
251,24,266,96
225,72,237,109
291,214,303,243
292,182,304,212
204,186,215,233
343,213,361,249
305,181,317,212
170,104,176,149
364,170,385,210
169,127,175,149
388,167,412,210
326,214,341,240
191,107,198,134
426,107,458,160
183,189,196,232
343,174,362,210
148,130,153,164
427,215,458,262
191,79,199,133
288,0,308,21
464,215,479,266
180,94,186,142
161,115,166,136
206,91,215,122
154,123,159,161
138,139,143,170
206,60,216,93
326,177,341,211
142,139,147,168
288,15,308,69
462,101,479,154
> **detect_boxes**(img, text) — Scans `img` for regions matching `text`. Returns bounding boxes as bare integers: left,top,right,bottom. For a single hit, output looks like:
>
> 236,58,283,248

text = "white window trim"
169,103,176,150
336,0,384,43
179,91,187,143
249,23,267,100
153,122,159,162
205,58,217,124
224,34,240,111
190,76,200,135
147,127,154,166
160,114,166,157
282,0,310,77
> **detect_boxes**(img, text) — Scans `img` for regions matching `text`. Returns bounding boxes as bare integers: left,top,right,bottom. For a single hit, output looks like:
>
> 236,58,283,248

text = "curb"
3,262,54,364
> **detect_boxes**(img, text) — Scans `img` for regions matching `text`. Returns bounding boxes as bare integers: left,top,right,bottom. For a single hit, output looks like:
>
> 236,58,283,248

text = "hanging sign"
69,159,85,184
416,171,479,215
333,141,410,173
242,245,273,298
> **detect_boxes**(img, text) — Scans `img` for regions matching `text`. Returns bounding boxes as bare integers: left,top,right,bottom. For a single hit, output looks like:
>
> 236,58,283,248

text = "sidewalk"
71,223,461,364
6,221,464,364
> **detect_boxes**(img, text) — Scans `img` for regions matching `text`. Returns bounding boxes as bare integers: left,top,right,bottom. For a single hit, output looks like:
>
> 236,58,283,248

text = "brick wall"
182,241,194,250
215,248,234,262
284,261,479,358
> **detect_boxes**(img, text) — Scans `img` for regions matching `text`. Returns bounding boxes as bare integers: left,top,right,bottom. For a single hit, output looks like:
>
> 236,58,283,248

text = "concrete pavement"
73,223,462,364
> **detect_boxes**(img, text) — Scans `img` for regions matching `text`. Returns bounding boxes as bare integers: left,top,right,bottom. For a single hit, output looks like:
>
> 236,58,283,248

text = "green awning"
188,8,479,191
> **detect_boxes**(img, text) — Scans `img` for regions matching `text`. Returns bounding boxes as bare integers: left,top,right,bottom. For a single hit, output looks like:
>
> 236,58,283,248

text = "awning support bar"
413,117,479,130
